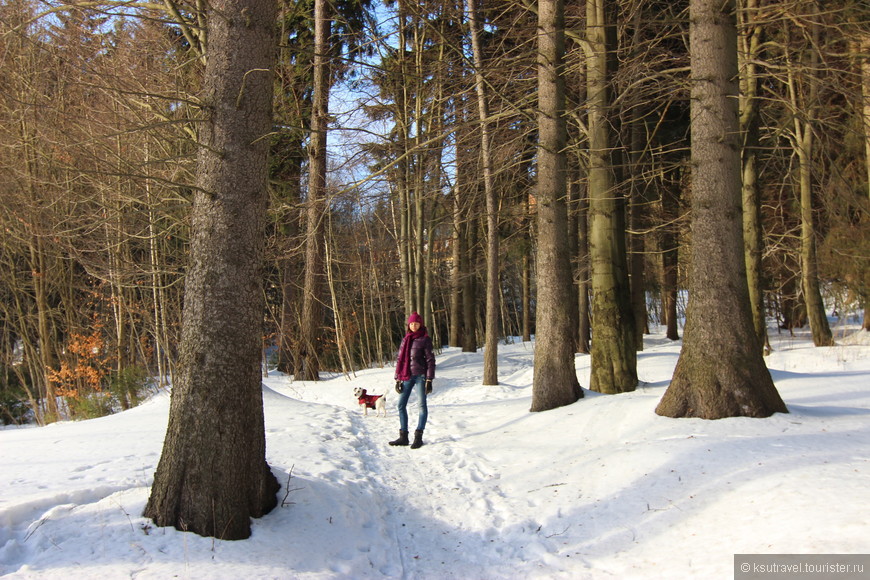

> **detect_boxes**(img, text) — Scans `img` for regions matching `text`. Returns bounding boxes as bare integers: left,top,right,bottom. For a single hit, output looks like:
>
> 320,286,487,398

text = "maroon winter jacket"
395,333,436,381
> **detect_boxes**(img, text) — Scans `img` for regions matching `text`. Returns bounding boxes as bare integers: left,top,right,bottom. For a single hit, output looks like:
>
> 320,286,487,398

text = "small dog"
353,387,387,417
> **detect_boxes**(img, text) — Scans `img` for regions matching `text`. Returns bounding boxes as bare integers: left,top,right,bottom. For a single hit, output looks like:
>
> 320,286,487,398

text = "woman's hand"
425,379,433,394
395,381,404,394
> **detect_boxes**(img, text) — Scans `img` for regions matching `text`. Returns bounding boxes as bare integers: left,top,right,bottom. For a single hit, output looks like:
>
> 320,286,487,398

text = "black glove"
425,379,433,394
395,381,403,394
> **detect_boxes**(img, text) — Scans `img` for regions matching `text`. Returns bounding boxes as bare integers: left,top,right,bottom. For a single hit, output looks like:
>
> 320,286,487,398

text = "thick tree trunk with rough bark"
656,0,787,419
531,0,583,412
143,0,280,539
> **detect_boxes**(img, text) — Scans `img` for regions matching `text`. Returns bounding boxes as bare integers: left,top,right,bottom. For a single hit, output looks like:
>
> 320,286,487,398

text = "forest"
1,0,869,426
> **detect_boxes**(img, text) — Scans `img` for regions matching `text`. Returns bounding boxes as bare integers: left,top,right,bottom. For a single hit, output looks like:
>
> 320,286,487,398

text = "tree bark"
628,118,648,350
796,135,833,346
862,34,870,331
462,218,479,353
531,0,583,412
587,0,637,394
787,3,832,347
467,0,499,385
567,161,581,351
143,0,280,539
660,167,681,341
299,0,332,380
577,188,591,354
449,181,464,347
738,0,771,353
656,0,787,419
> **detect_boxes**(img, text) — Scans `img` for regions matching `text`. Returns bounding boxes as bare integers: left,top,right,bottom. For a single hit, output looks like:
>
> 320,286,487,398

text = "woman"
390,312,435,449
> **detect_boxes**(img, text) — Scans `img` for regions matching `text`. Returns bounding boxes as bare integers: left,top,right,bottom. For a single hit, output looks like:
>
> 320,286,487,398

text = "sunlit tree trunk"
785,3,832,347
467,0,499,385
299,0,332,379
531,0,583,412
862,33,870,331
656,0,787,419
587,0,637,394
143,0,280,539
738,0,771,353
576,188,591,354
628,116,649,349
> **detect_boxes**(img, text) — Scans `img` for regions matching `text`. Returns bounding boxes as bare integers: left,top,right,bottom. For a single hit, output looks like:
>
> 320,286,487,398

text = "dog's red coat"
357,390,383,409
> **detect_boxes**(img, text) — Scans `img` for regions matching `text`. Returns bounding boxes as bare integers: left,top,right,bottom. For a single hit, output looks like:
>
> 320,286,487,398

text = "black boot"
410,429,424,449
389,430,409,446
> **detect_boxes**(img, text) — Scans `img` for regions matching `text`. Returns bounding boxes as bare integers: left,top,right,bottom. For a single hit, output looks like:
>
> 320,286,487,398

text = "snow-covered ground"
1,322,869,579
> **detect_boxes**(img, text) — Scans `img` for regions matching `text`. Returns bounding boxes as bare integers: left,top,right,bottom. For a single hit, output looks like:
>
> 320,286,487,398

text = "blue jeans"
397,375,428,432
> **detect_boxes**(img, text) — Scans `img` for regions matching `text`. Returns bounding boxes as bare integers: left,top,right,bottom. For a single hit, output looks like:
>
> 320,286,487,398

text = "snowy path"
262,356,583,580
350,413,522,580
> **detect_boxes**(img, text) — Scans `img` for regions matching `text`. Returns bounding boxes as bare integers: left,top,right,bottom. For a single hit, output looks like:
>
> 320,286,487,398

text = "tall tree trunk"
567,161,581,351
586,0,637,394
395,3,412,315
568,62,590,354
660,167,681,341
462,218,478,353
796,134,833,346
738,0,770,353
787,4,832,347
411,14,428,316
656,0,787,419
299,0,332,379
467,0,499,385
628,116,648,349
145,138,171,388
30,237,58,421
522,142,535,344
449,181,464,347
143,0,280,539
862,34,870,331
275,173,301,375
522,250,533,343
531,0,583,412
625,5,649,348
577,186,591,354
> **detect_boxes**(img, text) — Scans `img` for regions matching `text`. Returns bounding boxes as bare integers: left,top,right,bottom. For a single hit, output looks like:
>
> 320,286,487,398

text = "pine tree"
531,0,583,412
143,0,280,539
656,0,788,419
